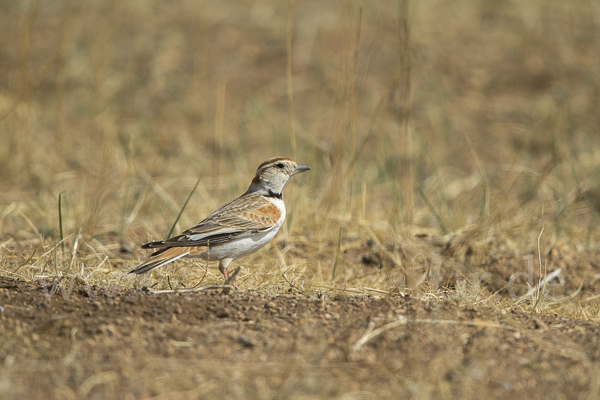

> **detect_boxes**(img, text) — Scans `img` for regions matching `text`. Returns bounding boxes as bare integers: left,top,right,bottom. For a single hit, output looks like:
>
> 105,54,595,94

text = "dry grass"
2,0,600,398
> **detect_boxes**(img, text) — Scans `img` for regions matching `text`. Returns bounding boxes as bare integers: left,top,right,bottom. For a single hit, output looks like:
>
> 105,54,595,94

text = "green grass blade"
58,192,65,256
425,147,452,221
331,227,343,281
166,176,202,239
418,184,449,235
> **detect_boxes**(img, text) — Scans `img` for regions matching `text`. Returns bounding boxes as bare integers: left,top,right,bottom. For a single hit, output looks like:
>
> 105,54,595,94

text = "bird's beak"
292,163,311,175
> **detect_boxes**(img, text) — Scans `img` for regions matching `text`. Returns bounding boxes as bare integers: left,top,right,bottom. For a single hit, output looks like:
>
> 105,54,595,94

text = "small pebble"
238,336,254,347
216,308,230,318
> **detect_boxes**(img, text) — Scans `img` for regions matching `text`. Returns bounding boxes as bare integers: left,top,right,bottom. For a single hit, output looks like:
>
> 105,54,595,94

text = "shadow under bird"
129,157,310,287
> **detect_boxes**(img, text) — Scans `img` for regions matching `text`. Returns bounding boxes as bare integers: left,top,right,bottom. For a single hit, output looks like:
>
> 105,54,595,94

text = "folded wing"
142,193,281,253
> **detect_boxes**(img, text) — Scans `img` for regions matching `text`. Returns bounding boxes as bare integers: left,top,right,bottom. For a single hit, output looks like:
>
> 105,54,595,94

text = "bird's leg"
218,261,230,281
219,259,241,293
224,267,242,293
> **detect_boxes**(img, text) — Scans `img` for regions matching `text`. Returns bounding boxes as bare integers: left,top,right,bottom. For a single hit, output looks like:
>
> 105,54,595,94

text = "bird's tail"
129,247,190,275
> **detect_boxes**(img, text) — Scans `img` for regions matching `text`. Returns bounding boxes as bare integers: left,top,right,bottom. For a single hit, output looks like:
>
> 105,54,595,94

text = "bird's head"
246,157,311,197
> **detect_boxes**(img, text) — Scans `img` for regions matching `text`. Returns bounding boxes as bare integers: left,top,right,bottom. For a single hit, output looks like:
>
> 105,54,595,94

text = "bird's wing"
142,193,282,250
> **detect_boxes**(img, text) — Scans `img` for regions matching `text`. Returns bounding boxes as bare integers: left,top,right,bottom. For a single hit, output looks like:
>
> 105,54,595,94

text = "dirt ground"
2,272,600,400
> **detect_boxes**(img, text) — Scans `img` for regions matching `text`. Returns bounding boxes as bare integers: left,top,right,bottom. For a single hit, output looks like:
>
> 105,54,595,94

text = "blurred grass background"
3,1,600,399
1,0,600,292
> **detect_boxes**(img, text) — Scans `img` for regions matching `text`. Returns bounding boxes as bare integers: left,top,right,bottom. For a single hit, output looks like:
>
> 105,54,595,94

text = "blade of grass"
418,184,449,235
58,192,65,256
571,164,600,247
397,0,414,226
348,6,363,175
479,163,489,221
331,227,343,281
286,0,296,159
551,130,562,236
425,145,452,221
119,180,130,242
122,186,149,239
463,132,489,222
346,6,363,216
166,176,202,239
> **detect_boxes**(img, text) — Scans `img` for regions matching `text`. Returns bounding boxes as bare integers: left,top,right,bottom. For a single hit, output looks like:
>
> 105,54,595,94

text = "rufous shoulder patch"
240,203,281,225
253,204,281,221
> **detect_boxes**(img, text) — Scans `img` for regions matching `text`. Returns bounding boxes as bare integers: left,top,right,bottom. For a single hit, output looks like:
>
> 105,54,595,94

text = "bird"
129,157,310,288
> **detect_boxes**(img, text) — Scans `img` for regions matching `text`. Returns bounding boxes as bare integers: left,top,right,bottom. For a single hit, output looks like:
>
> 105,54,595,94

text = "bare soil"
2,273,600,399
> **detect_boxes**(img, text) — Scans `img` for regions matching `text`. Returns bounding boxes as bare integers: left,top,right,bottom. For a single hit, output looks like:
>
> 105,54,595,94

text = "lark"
129,157,310,286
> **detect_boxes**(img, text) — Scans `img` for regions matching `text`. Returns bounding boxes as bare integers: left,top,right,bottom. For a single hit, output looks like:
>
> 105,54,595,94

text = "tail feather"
129,247,190,275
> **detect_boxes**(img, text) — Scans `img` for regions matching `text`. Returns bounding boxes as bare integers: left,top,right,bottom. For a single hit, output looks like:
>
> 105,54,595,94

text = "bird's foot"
222,266,242,294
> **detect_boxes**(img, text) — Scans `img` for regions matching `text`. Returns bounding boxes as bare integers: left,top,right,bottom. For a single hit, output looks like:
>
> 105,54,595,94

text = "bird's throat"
266,190,283,199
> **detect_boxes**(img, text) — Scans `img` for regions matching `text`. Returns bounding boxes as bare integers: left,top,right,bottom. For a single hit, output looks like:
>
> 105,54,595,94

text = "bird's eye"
276,163,285,169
